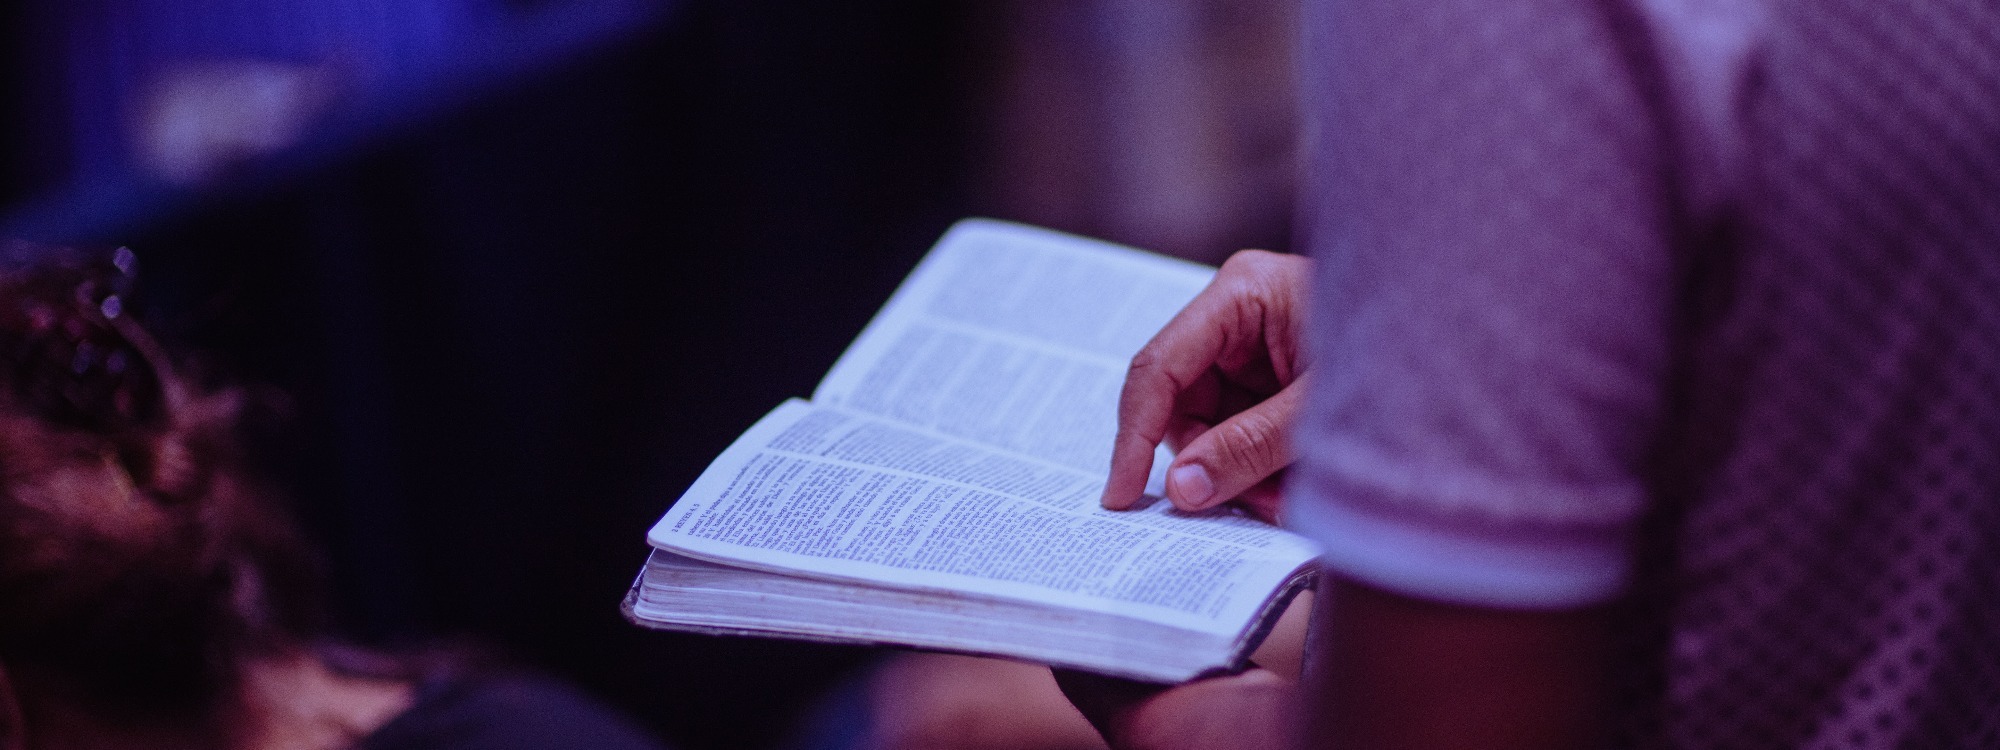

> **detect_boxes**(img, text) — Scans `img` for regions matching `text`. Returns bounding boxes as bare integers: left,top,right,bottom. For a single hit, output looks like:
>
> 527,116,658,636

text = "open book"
624,220,1320,683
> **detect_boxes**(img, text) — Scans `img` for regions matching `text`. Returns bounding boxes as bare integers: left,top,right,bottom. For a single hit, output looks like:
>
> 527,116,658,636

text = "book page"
649,400,1318,634
812,219,1213,476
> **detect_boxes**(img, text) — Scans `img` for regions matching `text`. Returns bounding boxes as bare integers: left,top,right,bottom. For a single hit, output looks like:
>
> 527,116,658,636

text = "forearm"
1304,575,1612,750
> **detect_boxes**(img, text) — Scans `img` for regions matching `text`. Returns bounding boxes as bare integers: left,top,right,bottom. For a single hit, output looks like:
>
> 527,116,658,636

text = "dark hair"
0,244,325,723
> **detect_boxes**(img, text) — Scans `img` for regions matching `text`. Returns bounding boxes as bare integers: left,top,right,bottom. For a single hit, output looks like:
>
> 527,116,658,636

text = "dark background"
5,3,978,747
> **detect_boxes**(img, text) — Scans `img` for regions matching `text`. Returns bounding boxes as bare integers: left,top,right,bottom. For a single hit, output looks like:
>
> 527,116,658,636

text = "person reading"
1065,0,2000,747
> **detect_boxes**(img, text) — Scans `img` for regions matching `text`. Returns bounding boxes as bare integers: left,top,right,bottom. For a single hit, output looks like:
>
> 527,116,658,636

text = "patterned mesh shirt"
1287,0,2000,746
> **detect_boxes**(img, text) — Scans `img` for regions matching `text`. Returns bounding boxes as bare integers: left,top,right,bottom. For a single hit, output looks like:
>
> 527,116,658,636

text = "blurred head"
0,242,323,740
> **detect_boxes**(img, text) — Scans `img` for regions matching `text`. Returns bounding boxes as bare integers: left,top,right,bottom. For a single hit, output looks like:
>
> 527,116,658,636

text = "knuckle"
1215,412,1285,474
1233,248,1286,272
1218,250,1298,299
1218,249,1267,278
1124,342,1194,396
1127,344,1163,374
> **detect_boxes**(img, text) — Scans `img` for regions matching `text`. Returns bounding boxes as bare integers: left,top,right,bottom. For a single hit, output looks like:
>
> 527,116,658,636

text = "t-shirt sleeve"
1287,0,1680,608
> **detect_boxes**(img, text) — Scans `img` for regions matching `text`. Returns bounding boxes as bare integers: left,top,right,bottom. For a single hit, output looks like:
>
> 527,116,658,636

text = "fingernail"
1169,464,1213,507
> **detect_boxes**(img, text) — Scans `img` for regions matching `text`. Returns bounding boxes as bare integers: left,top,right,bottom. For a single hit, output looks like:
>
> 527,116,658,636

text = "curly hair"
0,245,325,726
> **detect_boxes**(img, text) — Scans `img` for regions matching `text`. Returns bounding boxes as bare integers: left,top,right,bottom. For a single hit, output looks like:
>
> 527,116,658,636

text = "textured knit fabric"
1287,0,2000,747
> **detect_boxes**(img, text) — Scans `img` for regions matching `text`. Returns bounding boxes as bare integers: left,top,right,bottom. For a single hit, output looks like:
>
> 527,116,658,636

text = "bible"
623,219,1319,682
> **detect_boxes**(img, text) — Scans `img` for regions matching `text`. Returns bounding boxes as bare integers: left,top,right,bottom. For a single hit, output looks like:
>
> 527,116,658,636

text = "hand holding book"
1055,665,1298,750
625,221,1320,683
1071,249,1318,748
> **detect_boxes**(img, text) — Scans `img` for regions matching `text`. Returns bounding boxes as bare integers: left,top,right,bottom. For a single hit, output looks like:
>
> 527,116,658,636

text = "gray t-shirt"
1287,0,2000,746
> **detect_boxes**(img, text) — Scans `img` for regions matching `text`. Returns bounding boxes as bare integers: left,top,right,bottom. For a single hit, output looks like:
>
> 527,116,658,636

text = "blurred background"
0,1,1299,747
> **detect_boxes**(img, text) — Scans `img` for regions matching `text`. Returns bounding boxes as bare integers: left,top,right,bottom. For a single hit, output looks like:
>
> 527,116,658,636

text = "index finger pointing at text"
1101,282,1239,510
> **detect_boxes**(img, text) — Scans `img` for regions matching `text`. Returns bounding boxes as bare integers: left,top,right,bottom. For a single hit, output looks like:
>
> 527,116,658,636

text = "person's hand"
1052,592,1312,749
1053,668,1298,750
1102,250,1312,523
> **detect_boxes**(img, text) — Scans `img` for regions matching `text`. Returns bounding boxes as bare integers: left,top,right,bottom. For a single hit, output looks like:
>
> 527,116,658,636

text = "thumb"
1165,381,1304,513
